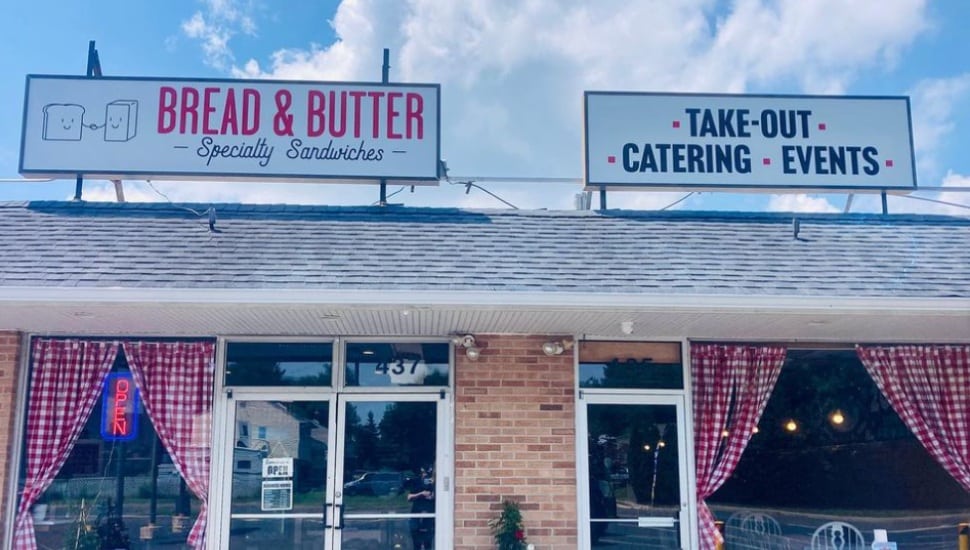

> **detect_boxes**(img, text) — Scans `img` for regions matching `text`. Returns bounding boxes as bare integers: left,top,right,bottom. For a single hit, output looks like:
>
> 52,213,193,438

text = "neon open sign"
100,372,140,442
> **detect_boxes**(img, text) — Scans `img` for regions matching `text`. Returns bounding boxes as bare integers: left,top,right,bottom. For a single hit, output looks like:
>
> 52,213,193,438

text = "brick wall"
454,335,577,549
0,332,23,544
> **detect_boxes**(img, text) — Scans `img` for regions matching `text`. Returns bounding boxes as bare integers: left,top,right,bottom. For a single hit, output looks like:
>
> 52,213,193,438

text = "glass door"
579,394,691,549
220,393,444,550
334,394,441,550
224,396,335,550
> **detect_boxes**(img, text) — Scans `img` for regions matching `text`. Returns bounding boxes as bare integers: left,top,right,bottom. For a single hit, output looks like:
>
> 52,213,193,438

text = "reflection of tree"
379,402,436,471
589,405,679,507
356,412,380,471
582,359,682,389
226,358,285,385
343,403,363,477
751,350,910,451
712,350,970,509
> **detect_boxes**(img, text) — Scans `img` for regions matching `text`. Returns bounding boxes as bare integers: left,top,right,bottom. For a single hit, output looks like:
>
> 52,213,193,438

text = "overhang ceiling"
3,291,968,343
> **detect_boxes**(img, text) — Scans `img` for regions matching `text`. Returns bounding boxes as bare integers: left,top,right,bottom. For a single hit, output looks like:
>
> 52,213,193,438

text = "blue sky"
2,0,969,214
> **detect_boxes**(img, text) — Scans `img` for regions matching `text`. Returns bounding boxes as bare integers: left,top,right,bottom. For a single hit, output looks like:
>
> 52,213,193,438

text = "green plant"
490,500,528,550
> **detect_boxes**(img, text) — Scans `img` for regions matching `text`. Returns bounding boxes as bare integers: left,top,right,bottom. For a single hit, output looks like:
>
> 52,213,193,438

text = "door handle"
325,502,333,528
333,503,343,530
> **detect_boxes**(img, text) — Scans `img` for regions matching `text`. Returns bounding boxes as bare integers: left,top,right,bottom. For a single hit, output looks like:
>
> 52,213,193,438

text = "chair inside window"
810,521,866,550
725,511,789,550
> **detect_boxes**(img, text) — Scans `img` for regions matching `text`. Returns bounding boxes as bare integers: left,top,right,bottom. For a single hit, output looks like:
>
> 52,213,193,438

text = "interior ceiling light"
829,409,846,427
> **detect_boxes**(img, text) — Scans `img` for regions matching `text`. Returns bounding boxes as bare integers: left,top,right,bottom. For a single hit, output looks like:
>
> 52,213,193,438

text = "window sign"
262,457,293,478
100,372,140,442
261,480,293,512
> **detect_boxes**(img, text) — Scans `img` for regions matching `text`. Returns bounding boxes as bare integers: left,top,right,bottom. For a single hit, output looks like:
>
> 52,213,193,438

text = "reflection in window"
587,404,681,548
225,342,333,387
341,401,437,519
709,350,970,550
230,401,329,518
345,342,450,387
579,342,684,389
24,358,200,549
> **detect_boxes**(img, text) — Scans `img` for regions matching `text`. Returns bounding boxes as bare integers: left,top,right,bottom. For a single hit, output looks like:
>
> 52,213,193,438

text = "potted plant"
490,500,529,550
64,500,131,550
64,501,100,550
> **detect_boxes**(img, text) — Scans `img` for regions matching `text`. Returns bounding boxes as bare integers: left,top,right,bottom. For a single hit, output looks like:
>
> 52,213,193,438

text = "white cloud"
767,194,840,213
885,171,970,215
908,73,970,178
696,0,927,93
182,0,259,69
172,0,939,209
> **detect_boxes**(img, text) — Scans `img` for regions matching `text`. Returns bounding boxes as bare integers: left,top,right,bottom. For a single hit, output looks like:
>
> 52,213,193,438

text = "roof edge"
1,287,967,314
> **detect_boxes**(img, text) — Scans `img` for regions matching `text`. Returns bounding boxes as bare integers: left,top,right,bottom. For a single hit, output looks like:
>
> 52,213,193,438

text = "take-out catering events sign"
20,75,440,183
584,92,916,191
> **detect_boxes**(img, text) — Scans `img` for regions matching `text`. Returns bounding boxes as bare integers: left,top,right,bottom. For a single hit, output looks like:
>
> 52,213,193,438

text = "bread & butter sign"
584,92,916,191
20,75,440,183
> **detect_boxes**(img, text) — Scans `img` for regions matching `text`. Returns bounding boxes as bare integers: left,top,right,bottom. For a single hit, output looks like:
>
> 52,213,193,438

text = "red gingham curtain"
124,341,215,549
691,344,786,550
857,344,970,492
14,338,119,550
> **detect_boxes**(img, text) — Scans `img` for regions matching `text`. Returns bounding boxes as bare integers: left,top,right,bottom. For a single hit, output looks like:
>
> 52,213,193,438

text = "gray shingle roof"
1,201,967,298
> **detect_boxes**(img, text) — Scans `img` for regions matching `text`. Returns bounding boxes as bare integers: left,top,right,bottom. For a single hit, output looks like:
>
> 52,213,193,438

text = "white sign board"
262,457,293,478
261,480,293,511
584,92,916,191
20,75,440,183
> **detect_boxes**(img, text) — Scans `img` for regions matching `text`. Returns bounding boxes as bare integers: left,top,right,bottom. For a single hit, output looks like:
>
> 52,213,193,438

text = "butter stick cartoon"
105,100,138,142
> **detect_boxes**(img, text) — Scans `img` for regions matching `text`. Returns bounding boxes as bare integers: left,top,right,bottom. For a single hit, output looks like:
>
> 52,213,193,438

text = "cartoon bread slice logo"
42,104,85,141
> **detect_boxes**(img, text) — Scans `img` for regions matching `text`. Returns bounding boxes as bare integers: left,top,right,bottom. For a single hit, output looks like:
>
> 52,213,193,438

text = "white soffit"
1,288,967,343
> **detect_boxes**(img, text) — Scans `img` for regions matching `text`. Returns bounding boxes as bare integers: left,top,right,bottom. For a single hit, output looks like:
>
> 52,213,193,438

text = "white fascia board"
0,287,968,315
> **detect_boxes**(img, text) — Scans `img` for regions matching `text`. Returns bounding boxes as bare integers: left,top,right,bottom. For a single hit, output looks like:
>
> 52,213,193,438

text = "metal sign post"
74,40,102,201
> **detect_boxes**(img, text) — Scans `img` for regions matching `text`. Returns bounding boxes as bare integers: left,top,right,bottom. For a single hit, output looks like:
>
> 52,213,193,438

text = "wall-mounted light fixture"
451,334,481,361
541,339,574,356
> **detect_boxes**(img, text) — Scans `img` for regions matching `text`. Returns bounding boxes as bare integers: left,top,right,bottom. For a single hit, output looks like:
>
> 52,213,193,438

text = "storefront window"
22,352,201,549
579,342,683,389
226,342,333,387
344,342,450,387
708,349,970,549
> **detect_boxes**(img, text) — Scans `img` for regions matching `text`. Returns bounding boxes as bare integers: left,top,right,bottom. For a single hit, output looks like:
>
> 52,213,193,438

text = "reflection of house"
235,401,328,461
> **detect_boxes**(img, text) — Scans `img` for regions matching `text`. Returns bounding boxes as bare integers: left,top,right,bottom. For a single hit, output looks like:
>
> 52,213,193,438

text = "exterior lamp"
784,419,799,433
829,409,845,426
451,334,481,361
541,339,574,356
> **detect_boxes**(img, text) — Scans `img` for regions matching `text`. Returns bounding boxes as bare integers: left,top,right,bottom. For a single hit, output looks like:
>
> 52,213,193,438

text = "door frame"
208,337,455,550
576,392,697,549
332,392,452,550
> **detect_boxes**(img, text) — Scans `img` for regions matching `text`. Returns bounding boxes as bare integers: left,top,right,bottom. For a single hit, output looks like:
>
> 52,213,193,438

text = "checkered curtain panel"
14,338,119,550
857,345,970,492
124,341,215,549
691,344,787,550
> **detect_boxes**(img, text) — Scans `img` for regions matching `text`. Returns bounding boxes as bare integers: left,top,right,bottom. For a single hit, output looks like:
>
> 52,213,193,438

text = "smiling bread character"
42,103,85,141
